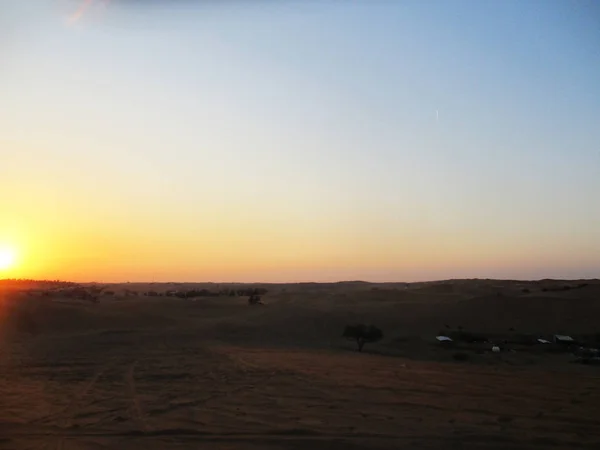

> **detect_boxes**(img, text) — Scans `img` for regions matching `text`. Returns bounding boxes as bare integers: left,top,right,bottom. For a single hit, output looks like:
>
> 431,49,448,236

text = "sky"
1,0,599,282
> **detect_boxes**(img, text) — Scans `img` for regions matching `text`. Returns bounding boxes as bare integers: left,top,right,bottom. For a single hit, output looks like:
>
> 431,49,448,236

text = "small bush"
248,294,263,305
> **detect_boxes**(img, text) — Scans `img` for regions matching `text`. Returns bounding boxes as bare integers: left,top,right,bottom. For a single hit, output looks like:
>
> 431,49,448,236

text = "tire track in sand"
125,360,151,432
29,360,118,450
32,359,117,427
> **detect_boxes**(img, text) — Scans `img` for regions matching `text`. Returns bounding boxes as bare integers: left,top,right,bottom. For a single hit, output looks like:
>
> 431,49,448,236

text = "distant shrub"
521,288,530,294
342,324,383,352
237,288,268,297
452,352,470,361
542,285,576,292
248,295,263,305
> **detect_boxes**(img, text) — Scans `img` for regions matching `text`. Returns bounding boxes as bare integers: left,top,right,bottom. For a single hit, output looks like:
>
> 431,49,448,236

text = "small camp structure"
554,335,575,345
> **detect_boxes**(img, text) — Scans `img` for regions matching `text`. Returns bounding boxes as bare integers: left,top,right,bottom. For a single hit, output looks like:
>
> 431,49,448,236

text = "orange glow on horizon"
1,139,594,284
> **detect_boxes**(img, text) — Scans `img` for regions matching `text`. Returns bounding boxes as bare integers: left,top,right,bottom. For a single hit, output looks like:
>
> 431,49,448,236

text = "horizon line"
2,277,599,285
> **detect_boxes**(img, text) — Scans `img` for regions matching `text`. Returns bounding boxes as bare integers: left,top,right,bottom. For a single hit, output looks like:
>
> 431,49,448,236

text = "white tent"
554,335,574,343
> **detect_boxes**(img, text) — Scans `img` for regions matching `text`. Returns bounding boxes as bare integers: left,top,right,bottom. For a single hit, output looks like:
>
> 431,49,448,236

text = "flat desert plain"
1,279,600,449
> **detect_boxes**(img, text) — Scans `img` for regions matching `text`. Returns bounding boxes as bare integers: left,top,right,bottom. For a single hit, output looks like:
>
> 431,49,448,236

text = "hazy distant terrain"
1,279,600,449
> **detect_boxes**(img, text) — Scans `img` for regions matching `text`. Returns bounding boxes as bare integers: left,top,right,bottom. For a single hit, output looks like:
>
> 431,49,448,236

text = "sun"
0,248,16,271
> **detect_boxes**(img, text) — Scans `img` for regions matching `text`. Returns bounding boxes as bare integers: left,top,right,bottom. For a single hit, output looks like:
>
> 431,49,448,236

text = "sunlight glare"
0,248,16,271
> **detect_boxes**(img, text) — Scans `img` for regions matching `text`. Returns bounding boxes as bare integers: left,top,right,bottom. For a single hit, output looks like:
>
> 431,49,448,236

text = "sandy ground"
1,280,600,449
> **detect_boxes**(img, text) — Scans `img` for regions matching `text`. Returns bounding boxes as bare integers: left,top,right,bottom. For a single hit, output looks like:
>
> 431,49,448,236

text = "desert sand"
1,279,600,449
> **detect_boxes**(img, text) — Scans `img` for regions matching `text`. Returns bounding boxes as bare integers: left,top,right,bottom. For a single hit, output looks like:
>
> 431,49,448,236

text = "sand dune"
1,279,599,449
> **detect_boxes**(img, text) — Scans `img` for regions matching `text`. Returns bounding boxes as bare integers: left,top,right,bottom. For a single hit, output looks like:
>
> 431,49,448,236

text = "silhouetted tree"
236,287,268,297
248,294,263,305
342,324,383,352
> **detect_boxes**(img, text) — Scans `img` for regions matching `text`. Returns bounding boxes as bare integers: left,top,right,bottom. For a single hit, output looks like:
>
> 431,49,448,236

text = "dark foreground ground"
1,279,600,449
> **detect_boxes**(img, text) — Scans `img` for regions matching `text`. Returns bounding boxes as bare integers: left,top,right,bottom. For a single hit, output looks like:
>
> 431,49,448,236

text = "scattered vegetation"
248,294,263,305
342,324,383,352
0,279,76,290
160,287,269,299
541,283,588,292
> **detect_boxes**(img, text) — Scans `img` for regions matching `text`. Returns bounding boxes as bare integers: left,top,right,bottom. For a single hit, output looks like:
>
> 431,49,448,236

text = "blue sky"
1,0,599,281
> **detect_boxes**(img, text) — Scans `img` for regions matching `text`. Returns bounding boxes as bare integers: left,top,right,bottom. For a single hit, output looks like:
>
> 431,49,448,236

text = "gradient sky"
1,0,599,282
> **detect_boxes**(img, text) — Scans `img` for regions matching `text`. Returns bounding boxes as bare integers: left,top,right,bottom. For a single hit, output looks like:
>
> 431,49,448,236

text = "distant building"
553,335,575,344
